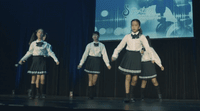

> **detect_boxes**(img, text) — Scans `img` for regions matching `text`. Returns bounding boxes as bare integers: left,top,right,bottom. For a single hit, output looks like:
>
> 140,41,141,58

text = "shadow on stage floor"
0,95,200,111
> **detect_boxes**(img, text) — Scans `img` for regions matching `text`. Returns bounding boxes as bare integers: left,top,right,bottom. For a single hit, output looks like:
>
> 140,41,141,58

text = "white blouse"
142,47,162,67
79,41,110,67
20,40,59,62
112,31,154,60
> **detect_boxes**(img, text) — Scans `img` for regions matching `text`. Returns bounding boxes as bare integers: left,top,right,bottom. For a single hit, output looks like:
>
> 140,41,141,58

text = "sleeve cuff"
106,63,110,67
79,63,83,66
158,64,162,67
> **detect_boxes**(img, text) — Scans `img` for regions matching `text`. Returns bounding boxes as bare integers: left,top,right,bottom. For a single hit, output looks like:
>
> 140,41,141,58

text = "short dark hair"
93,31,100,37
43,33,48,41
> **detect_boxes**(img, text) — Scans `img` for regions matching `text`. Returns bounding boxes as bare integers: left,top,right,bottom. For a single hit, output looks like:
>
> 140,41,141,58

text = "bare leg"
36,75,41,88
125,75,131,93
131,75,138,86
151,78,159,86
141,80,147,88
88,74,93,86
92,74,98,86
40,75,45,85
31,75,37,84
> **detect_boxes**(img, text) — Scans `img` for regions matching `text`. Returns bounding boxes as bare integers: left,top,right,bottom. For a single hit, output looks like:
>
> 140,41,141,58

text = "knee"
125,75,131,81
31,77,36,84
152,79,158,85
142,80,147,84
92,81,96,85
36,78,40,82
89,77,93,82
141,80,147,87
125,78,131,82
31,81,35,84
131,80,137,85
40,79,45,84
31,79,36,84
88,80,92,84
132,77,138,83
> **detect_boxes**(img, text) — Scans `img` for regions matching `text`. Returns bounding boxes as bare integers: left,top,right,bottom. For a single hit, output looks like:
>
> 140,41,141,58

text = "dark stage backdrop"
0,0,199,100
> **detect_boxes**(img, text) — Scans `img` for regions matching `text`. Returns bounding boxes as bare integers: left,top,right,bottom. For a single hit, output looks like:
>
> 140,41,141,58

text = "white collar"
36,39,44,42
131,31,139,35
93,41,99,43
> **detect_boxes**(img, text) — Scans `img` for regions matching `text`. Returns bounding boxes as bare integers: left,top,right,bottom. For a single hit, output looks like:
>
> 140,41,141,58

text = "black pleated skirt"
118,51,141,75
84,56,101,74
139,61,157,79
27,56,47,75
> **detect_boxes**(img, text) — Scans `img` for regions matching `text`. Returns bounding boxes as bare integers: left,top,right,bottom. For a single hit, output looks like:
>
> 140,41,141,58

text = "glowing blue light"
99,28,106,34
101,10,109,17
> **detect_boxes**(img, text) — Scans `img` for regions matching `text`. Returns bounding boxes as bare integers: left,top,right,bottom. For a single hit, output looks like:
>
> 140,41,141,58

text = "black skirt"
118,51,141,75
139,61,157,79
27,56,47,75
84,56,101,74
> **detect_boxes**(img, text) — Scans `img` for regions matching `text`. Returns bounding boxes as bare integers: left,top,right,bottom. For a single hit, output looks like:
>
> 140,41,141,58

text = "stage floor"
0,95,200,111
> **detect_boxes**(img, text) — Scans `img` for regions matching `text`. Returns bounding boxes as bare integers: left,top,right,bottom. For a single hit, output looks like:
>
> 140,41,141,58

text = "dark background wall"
0,0,199,99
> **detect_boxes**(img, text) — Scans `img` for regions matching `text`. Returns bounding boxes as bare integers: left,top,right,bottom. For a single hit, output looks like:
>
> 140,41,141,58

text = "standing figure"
111,19,154,103
139,36,164,102
19,29,59,99
78,31,111,99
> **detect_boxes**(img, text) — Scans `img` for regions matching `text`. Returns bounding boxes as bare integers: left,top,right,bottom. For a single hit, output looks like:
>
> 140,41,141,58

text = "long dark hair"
146,35,152,47
43,33,48,42
28,28,44,45
131,19,143,34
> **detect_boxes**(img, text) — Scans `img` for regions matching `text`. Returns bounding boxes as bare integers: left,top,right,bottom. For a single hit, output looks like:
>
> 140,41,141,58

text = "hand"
107,66,111,70
19,60,25,65
161,66,164,71
111,57,116,62
56,62,59,65
141,50,144,54
77,65,82,69
152,60,155,64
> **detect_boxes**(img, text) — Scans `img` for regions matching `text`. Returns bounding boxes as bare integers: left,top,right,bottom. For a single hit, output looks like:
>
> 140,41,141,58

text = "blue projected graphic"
95,0,194,41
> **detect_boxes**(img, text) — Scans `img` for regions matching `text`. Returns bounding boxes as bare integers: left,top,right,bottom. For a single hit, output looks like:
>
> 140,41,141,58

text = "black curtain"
0,0,200,100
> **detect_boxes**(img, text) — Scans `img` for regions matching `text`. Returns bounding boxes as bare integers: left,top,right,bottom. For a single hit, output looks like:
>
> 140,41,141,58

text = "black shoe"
158,94,162,102
123,98,130,103
130,98,135,102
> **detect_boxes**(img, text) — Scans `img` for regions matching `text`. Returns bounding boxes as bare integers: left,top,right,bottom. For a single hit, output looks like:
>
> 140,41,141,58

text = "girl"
77,31,111,99
19,29,59,99
27,32,49,99
34,33,49,99
139,36,164,102
111,19,154,103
